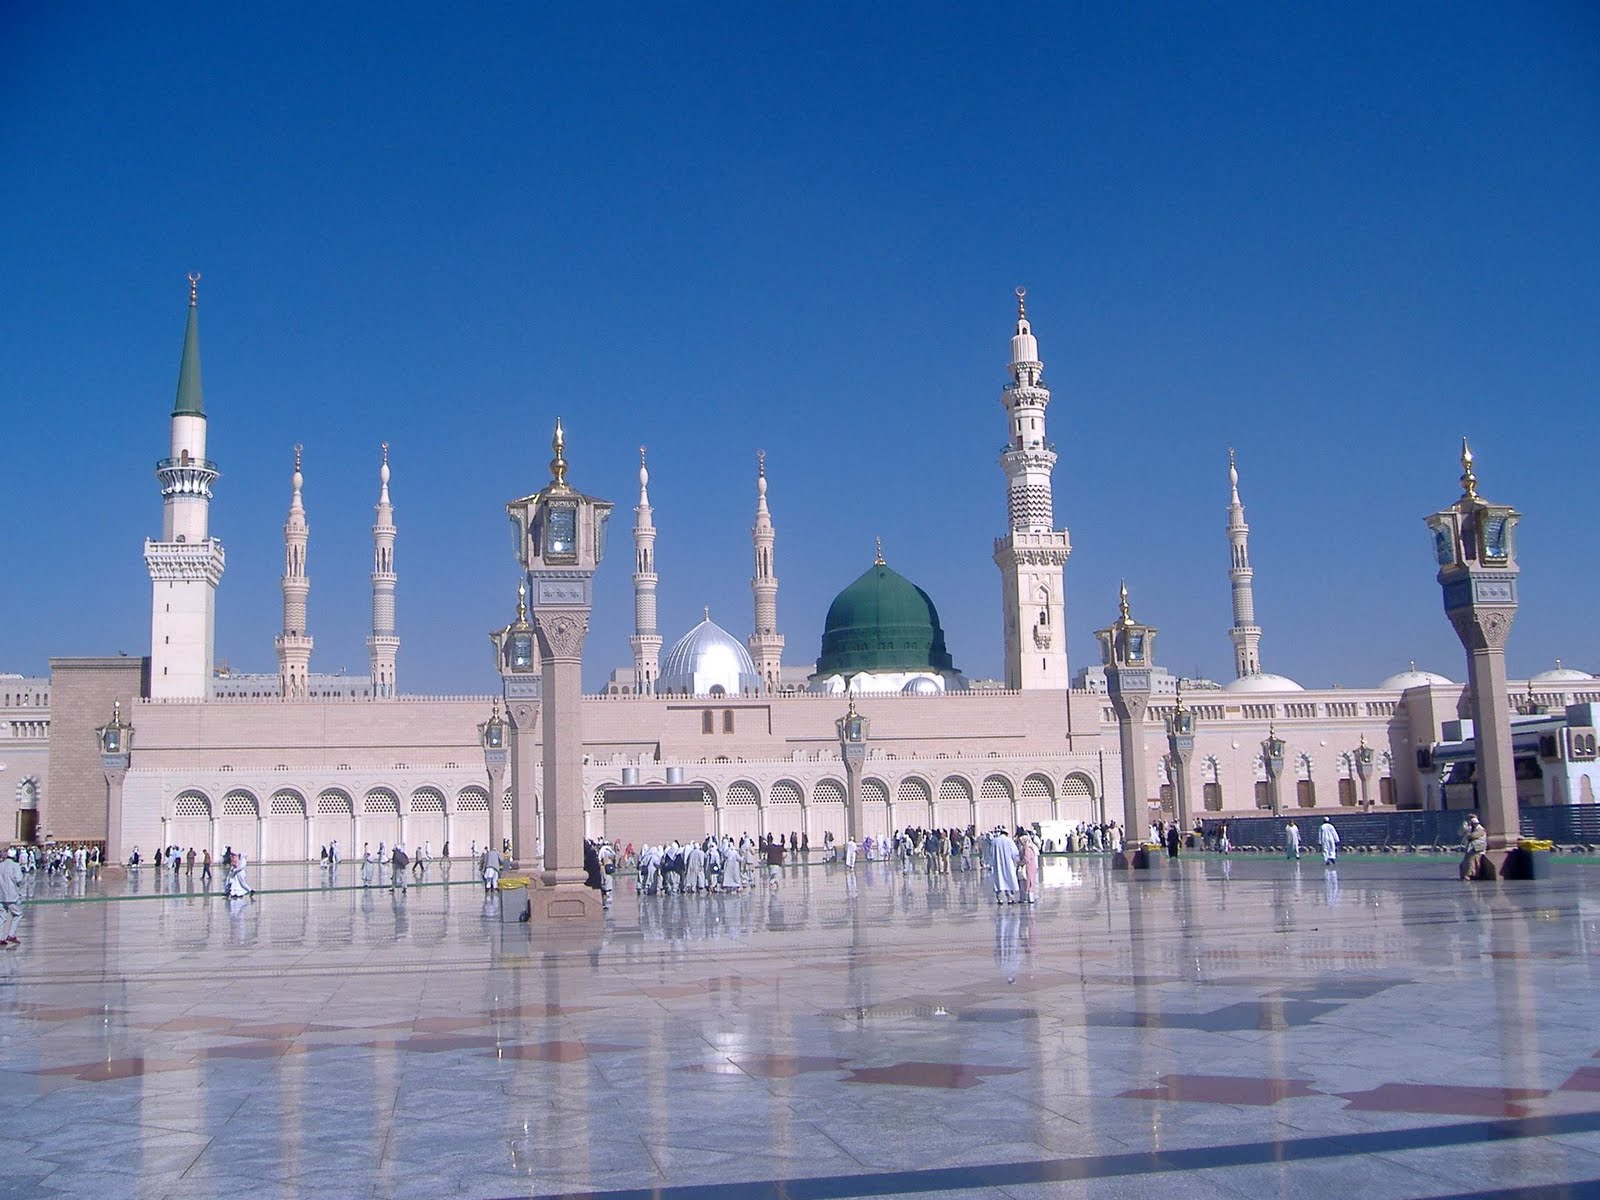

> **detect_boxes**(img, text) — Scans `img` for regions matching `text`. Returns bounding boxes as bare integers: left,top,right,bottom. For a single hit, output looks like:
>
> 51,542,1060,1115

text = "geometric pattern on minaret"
367,443,399,699
1226,447,1263,679
630,447,663,696
275,445,313,699
145,273,227,700
748,449,784,693
993,288,1071,690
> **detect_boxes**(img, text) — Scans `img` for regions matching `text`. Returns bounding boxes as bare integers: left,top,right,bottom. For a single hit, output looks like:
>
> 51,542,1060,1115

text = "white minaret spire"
275,445,313,698
146,272,227,699
367,443,398,699
994,288,1071,690
1226,447,1263,678
748,449,784,693
630,447,663,695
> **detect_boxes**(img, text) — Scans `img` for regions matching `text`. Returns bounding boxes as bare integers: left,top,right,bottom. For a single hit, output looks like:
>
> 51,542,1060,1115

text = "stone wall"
43,657,147,840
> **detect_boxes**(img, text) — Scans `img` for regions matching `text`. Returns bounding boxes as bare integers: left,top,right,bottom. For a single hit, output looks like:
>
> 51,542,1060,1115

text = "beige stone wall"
43,658,147,840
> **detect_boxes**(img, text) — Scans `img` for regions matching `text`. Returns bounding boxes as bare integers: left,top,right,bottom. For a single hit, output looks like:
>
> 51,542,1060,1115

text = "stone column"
485,756,507,856
1112,695,1151,868
101,763,129,874
506,701,539,860
1452,609,1519,849
1169,744,1194,834
532,609,600,919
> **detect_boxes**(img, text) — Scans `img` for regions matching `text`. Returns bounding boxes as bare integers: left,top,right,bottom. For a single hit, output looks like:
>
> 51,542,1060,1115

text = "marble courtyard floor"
3,856,1600,1200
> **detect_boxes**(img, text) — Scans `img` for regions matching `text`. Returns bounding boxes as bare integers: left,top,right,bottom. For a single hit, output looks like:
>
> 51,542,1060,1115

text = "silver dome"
659,615,760,696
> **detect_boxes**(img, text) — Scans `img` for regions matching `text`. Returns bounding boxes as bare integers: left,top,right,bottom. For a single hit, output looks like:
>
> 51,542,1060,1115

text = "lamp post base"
527,880,605,922
1112,846,1161,872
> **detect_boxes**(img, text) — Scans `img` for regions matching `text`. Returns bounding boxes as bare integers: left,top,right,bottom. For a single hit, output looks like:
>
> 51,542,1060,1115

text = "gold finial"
516,579,527,622
874,536,885,566
491,698,501,720
111,699,122,724
1118,579,1131,624
549,418,568,488
846,692,857,719
1459,436,1478,501
1359,732,1367,750
1174,679,1186,713
757,448,766,477
1555,658,1563,671
1015,286,1027,320
187,271,200,306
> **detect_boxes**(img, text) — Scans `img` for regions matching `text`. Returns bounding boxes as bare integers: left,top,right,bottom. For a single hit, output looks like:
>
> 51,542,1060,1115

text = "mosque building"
10,284,1600,858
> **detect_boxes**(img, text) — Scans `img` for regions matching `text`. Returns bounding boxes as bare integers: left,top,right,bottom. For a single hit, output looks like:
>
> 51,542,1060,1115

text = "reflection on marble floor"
3,856,1600,1199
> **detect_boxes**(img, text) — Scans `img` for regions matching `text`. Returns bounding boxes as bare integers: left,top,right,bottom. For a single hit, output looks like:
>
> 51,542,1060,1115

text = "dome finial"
757,448,766,478
187,271,201,307
516,579,527,622
1015,286,1027,321
874,536,885,566
1228,446,1240,500
550,418,568,488
1118,579,1131,624
704,605,710,622
638,445,649,495
1459,436,1478,501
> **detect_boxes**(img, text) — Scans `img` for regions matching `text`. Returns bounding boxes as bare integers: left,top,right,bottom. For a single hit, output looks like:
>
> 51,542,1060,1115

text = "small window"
701,709,713,735
723,709,734,734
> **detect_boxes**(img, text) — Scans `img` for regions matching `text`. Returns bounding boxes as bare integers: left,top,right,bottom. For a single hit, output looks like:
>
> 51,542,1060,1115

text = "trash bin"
498,876,530,924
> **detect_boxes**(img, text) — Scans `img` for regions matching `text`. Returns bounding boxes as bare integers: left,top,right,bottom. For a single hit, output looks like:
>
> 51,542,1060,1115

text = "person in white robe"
685,842,707,892
481,846,502,893
226,854,253,899
1285,822,1301,860
844,837,858,868
361,847,377,887
1318,818,1340,866
721,839,744,891
991,829,1020,903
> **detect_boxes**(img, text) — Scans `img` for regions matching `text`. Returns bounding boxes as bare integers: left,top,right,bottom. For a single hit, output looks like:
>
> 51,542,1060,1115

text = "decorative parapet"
143,538,225,584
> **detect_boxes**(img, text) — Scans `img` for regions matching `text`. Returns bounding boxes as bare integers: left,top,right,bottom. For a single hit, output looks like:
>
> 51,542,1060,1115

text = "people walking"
391,843,409,890
1285,821,1302,860
1460,814,1489,881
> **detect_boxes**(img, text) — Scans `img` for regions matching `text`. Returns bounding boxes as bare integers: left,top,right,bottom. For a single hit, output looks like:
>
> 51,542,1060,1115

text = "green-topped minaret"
145,273,226,699
172,273,205,416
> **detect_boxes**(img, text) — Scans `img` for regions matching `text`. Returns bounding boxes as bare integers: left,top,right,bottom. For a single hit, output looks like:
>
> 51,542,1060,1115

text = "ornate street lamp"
1095,582,1159,871
488,582,539,860
835,694,870,846
1425,438,1520,855
505,419,613,920
1261,723,1286,816
1165,683,1197,836
95,700,134,871
1354,734,1376,811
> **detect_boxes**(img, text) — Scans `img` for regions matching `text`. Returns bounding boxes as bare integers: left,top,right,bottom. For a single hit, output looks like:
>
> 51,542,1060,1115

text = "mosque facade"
13,286,1600,860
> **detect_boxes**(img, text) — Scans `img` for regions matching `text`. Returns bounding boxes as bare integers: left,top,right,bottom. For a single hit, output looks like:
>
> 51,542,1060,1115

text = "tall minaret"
1226,447,1263,678
994,288,1071,690
367,443,398,698
274,445,313,698
629,447,663,695
146,273,227,700
748,449,784,692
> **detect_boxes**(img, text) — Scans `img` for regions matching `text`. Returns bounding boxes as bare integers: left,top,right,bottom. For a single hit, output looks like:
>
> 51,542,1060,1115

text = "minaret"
367,443,399,698
145,273,227,700
748,449,785,692
1226,448,1263,678
994,288,1071,690
629,447,663,695
274,445,313,698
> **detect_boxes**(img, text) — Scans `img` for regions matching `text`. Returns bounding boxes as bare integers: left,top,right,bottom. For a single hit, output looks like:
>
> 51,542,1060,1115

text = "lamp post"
1425,438,1520,855
490,582,540,860
1095,582,1158,871
1262,724,1286,816
506,419,613,921
836,695,870,847
478,700,508,856
1354,734,1376,811
1165,684,1196,838
95,700,133,873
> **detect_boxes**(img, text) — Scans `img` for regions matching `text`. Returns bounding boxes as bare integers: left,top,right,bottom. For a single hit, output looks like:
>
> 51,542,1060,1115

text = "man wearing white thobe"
721,839,743,891
844,837,857,868
991,829,1020,903
1285,823,1301,860
1318,818,1340,866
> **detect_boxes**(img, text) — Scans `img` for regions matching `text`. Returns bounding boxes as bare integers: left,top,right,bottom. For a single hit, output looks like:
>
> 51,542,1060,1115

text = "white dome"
901,676,942,695
1531,662,1595,683
1223,672,1305,694
1379,668,1456,690
658,615,760,697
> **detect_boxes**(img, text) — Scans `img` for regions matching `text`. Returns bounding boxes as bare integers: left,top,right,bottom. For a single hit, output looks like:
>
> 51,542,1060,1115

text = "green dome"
816,562,956,676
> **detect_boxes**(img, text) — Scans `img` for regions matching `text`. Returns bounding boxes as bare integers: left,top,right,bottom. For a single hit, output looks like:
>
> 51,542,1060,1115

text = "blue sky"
3,3,1597,693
